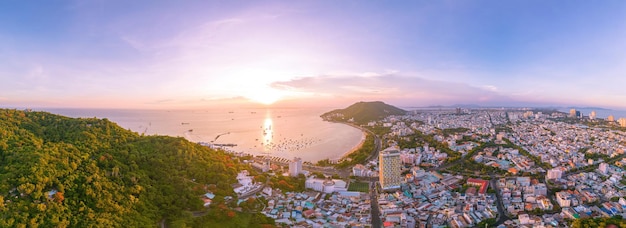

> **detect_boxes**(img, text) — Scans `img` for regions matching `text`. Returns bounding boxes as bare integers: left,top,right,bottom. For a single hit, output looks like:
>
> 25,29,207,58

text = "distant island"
321,101,406,124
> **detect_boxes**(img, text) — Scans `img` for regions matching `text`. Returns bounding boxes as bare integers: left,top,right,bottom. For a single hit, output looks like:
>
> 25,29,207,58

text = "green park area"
347,181,370,192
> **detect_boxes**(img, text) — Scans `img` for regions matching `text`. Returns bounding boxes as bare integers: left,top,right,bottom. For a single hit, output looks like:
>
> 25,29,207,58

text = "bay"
42,107,364,162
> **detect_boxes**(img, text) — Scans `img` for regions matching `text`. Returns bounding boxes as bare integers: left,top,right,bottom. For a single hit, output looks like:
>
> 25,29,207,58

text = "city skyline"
1,1,626,109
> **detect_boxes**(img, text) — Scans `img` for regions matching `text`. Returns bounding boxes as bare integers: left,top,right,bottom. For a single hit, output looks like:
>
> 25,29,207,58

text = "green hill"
0,109,273,227
321,101,406,124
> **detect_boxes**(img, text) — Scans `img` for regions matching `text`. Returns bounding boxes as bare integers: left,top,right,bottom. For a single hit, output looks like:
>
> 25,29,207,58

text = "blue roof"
600,207,613,216
204,193,215,199
48,189,58,198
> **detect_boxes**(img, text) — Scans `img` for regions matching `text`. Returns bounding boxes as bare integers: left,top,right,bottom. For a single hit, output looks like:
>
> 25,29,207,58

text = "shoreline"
328,120,369,160
188,119,367,163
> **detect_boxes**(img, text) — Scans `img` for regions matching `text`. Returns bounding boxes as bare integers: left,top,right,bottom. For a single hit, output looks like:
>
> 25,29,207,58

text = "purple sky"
1,1,625,109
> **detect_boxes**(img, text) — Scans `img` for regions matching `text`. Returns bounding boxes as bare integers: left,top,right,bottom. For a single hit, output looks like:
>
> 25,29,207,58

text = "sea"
41,107,364,162
557,108,626,119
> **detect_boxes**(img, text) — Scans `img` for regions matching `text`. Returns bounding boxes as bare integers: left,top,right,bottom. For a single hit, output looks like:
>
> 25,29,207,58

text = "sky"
1,0,625,109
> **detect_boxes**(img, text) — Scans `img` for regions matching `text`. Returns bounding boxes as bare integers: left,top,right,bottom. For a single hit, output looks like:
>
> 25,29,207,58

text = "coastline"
341,130,367,158
328,120,368,159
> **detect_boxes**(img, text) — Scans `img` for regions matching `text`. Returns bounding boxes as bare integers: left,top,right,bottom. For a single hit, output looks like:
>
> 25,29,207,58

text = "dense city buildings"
243,107,626,227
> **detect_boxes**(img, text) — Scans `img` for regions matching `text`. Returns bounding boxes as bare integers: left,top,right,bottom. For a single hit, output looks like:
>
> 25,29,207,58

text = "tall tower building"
379,148,402,190
619,118,626,127
598,163,609,174
590,111,597,120
569,109,577,118
289,157,302,177
608,115,615,122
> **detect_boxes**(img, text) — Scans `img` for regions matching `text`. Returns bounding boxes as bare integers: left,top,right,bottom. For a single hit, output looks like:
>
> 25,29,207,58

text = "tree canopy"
0,109,273,227
321,101,406,124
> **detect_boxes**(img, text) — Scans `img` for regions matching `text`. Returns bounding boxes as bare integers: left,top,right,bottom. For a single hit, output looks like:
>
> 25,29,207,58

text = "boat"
188,129,193,132
181,122,190,125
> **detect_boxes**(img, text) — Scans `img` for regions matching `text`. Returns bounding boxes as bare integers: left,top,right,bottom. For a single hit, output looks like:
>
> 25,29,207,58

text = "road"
490,173,510,226
370,181,382,228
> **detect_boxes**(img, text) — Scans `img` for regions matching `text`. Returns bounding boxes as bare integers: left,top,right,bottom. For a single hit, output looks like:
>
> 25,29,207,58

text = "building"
289,157,302,177
618,118,626,127
608,115,615,122
352,164,376,177
305,178,348,193
569,109,577,118
556,191,572,208
467,178,489,195
379,148,402,190
547,168,562,180
590,111,597,120
599,162,609,174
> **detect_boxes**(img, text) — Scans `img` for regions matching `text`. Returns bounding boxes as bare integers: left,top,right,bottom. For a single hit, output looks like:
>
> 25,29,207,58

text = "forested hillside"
0,109,273,227
321,101,406,124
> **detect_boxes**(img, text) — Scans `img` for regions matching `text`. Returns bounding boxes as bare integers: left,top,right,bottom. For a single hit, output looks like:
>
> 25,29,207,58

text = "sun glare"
246,88,284,105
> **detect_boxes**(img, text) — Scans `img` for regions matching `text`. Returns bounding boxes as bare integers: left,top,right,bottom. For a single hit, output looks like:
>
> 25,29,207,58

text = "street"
490,173,510,226
370,181,382,228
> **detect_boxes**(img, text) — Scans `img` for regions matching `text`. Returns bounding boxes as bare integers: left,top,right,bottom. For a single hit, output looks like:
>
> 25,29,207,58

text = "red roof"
467,178,489,195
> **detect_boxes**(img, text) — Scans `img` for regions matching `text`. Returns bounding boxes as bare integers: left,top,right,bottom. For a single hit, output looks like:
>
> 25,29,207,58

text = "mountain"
321,101,406,123
565,106,611,111
0,109,273,227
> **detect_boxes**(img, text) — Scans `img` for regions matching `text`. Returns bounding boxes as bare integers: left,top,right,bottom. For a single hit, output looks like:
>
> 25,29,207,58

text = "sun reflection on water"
262,116,273,149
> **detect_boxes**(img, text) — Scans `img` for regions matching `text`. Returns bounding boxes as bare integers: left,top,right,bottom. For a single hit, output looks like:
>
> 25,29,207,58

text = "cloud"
271,73,515,106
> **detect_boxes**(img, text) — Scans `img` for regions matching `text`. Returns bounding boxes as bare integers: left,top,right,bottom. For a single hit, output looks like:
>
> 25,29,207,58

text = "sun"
246,88,284,105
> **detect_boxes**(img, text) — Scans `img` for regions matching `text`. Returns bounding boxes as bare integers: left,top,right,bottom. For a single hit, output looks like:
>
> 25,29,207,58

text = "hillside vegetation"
0,109,273,227
321,101,406,124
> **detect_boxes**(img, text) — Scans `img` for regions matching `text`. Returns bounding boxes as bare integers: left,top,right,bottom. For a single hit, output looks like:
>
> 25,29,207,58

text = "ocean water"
42,108,364,162
557,108,626,119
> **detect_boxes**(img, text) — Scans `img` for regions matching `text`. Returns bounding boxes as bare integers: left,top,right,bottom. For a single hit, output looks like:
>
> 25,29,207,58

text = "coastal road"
251,157,351,177
333,121,382,163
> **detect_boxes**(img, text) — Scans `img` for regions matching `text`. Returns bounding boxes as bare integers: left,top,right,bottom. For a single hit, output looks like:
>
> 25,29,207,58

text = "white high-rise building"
556,191,571,208
289,157,302,177
618,118,626,127
547,168,562,180
379,148,402,190
590,111,597,120
569,109,577,118
598,162,609,174
608,115,615,122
